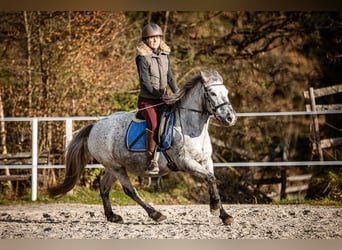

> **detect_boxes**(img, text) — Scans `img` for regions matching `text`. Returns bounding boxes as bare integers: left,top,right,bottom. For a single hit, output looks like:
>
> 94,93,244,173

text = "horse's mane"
163,74,202,104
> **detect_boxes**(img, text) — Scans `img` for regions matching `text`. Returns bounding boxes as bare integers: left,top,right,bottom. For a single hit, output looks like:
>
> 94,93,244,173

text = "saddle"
125,106,174,152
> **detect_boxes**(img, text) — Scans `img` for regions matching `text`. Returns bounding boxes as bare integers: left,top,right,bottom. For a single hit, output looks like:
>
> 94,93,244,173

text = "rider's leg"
145,128,159,174
138,97,160,174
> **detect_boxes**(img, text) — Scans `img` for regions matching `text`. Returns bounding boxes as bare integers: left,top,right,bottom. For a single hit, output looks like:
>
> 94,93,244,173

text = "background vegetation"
0,11,341,204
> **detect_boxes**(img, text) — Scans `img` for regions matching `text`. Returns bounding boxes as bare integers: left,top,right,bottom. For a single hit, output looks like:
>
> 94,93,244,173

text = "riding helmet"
141,23,163,38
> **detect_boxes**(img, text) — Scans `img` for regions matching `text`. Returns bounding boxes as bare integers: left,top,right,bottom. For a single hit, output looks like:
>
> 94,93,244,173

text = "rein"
177,83,229,118
178,106,207,114
129,102,165,114
173,82,230,152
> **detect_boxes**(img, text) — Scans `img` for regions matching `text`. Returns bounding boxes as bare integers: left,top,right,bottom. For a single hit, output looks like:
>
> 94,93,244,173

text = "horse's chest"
183,134,212,159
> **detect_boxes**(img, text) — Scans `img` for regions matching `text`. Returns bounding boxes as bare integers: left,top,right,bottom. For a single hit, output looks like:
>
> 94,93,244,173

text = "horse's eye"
210,91,217,96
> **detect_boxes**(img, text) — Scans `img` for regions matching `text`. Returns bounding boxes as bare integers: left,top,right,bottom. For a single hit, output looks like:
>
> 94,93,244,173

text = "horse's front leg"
182,158,233,225
205,171,233,225
112,167,167,223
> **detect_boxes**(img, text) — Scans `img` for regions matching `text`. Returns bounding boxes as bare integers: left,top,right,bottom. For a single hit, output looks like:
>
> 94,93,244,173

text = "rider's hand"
162,94,173,105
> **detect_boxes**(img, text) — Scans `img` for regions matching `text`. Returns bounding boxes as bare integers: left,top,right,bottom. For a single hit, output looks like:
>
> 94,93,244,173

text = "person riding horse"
48,69,237,225
135,23,179,174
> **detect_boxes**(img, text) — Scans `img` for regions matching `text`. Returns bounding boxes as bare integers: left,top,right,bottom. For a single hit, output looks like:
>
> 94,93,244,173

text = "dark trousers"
138,97,163,133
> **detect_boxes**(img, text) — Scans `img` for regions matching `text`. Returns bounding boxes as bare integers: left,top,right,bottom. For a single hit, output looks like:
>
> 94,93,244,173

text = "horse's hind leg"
100,171,123,223
114,167,166,222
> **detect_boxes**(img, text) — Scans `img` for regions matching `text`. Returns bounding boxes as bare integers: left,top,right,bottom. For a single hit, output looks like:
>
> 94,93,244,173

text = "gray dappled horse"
48,69,237,225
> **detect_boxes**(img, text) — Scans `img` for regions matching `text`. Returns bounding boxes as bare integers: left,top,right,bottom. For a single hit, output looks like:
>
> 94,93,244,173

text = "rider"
135,23,179,174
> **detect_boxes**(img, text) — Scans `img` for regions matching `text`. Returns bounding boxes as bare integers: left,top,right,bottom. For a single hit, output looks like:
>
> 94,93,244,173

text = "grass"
1,171,341,207
274,197,342,206
0,185,193,206
1,185,341,207
0,171,195,206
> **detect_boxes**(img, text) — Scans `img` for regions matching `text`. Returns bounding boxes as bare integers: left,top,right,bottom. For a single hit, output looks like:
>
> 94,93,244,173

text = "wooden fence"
304,83,342,161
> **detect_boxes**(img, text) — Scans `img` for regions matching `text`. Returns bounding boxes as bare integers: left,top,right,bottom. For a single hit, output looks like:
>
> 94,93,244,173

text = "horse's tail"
48,123,94,198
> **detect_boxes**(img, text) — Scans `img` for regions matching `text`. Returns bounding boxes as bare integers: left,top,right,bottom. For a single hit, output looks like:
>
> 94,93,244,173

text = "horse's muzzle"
224,112,237,126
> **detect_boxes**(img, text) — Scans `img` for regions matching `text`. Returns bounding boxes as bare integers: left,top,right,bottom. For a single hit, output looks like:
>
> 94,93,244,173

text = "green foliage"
275,197,342,206
0,190,50,205
81,168,104,189
112,90,138,112
306,167,342,201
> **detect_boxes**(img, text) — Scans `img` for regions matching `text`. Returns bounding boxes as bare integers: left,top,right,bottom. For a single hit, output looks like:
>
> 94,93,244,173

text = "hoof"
150,211,167,222
107,214,124,223
221,214,233,225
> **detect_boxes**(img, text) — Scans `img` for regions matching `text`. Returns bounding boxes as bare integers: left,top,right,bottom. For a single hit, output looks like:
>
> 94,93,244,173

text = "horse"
48,69,237,225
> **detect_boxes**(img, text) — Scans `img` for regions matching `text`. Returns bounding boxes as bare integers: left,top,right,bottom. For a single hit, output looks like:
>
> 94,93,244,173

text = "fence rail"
1,110,341,201
1,161,342,170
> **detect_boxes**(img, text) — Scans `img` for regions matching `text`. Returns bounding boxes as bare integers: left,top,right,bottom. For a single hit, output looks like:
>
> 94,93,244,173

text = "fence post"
65,118,73,148
309,87,324,161
31,118,38,201
65,118,73,195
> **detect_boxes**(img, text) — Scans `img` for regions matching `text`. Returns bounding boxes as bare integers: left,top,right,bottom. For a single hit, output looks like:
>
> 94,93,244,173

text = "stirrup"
146,161,159,174
146,151,159,174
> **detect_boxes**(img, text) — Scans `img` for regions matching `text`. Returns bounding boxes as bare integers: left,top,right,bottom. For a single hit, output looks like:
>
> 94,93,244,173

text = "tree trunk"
23,11,33,117
163,11,169,41
0,89,12,191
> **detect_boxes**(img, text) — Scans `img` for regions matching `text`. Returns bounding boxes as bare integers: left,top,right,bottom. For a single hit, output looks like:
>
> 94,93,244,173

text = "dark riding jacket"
136,40,179,100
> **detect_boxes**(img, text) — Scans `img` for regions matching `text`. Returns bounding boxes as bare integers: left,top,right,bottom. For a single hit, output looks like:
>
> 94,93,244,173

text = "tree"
0,89,12,192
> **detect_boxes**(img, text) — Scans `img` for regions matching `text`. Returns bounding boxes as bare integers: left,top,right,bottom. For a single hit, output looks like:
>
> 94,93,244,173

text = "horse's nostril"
225,113,237,125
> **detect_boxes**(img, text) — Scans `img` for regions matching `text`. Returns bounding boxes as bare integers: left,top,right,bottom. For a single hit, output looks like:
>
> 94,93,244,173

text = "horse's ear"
216,71,223,82
200,69,221,84
200,69,212,83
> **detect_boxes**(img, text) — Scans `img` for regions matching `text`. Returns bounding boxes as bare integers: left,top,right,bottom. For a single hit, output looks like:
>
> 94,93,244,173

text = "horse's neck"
175,84,210,134
175,108,209,132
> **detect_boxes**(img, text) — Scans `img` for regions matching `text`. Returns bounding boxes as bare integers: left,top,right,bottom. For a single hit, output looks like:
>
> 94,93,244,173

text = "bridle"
178,81,230,118
203,83,230,118
165,80,232,159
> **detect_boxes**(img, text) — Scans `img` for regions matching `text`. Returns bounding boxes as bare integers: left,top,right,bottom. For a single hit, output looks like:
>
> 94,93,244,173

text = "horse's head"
201,70,237,126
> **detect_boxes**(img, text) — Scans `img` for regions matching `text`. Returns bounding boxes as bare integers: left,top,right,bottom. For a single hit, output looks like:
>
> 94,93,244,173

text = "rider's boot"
145,129,159,174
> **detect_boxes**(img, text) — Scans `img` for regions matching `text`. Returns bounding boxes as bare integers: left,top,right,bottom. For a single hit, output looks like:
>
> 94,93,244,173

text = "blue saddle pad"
126,112,174,152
